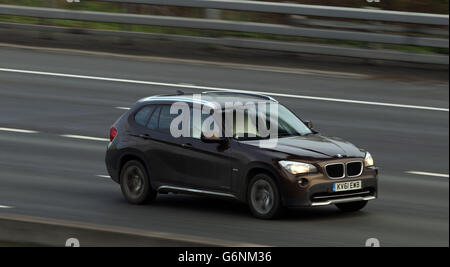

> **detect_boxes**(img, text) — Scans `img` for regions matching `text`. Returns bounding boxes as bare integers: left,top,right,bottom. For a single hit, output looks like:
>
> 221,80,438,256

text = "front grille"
346,162,363,177
326,164,344,178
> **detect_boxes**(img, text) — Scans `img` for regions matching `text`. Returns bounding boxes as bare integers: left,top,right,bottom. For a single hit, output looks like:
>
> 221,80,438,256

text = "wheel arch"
118,151,151,184
243,162,285,204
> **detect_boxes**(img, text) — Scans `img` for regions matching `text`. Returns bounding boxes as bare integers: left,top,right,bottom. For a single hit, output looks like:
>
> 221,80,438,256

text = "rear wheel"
120,160,156,204
335,200,368,212
248,174,282,219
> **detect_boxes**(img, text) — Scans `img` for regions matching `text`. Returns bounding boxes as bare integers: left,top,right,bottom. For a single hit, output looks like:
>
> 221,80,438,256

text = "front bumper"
310,192,376,207
280,166,378,207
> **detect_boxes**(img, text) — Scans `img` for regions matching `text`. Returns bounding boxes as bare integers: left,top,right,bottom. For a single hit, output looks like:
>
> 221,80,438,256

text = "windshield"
233,103,312,140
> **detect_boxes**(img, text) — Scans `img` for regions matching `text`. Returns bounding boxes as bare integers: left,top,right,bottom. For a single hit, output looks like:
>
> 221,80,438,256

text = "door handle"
181,143,193,149
140,134,151,139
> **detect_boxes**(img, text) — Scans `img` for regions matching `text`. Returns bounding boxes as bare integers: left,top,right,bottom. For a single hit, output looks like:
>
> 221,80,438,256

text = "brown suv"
106,91,378,219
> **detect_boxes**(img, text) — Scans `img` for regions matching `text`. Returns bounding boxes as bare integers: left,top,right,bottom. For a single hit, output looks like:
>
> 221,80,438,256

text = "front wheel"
248,174,282,219
120,160,156,204
335,200,368,212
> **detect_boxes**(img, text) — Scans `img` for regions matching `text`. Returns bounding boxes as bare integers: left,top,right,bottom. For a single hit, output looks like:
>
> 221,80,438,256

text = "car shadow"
152,193,250,217
283,207,369,221
116,193,370,221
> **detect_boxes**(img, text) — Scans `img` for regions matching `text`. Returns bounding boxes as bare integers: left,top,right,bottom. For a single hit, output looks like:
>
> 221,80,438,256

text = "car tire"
120,160,156,204
247,173,282,219
335,200,368,212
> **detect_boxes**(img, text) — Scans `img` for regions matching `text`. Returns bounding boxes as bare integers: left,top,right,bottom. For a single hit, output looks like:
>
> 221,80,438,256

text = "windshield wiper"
278,132,301,137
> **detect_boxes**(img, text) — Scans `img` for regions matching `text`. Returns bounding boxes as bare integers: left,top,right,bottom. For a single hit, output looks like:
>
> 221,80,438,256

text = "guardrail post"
204,9,222,38
205,9,221,20
120,2,134,46
39,0,54,40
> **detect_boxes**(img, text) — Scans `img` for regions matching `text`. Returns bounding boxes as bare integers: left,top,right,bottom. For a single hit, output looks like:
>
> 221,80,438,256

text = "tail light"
110,126,118,142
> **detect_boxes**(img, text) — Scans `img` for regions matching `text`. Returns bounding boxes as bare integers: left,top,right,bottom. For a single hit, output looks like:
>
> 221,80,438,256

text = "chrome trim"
325,163,345,179
311,196,376,207
157,185,237,199
139,96,215,107
312,191,371,200
346,161,364,178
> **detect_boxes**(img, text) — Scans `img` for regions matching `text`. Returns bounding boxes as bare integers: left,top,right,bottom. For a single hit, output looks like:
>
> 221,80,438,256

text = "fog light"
298,178,309,186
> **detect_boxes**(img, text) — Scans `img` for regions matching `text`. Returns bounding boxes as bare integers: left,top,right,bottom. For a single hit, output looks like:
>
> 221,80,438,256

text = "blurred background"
0,0,448,63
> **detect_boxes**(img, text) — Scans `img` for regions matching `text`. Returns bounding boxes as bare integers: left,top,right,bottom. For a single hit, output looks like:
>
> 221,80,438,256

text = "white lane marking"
61,134,109,142
116,107,131,110
0,127,39,134
0,205,13,209
96,175,111,179
177,83,196,86
0,67,448,112
406,171,449,178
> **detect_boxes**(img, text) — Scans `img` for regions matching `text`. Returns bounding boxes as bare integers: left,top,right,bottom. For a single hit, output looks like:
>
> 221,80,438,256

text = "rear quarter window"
147,105,161,130
157,104,181,134
134,105,155,126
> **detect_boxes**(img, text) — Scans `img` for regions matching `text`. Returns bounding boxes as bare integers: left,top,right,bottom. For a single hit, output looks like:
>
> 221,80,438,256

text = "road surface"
0,46,448,246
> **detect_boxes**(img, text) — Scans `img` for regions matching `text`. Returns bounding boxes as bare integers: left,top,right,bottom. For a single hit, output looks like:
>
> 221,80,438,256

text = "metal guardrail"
0,4,447,48
0,1,448,64
288,16,449,36
100,0,449,26
1,21,447,65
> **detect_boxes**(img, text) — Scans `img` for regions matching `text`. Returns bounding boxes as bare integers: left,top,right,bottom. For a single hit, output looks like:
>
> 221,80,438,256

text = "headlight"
364,152,374,167
279,161,317,175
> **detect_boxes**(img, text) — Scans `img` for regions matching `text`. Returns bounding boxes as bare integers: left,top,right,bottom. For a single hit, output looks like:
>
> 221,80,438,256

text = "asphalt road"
0,46,448,246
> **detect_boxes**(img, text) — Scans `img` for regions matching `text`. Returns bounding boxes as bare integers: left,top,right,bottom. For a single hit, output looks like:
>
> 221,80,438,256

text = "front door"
173,106,232,191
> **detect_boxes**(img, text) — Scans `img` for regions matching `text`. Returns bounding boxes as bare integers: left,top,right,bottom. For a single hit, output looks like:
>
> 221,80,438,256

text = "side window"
233,110,259,139
190,108,212,139
157,105,180,135
147,105,161,130
134,105,155,127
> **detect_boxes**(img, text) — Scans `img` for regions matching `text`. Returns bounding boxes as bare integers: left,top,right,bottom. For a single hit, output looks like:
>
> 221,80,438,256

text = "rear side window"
147,105,161,130
134,105,155,126
134,104,184,134
157,105,181,135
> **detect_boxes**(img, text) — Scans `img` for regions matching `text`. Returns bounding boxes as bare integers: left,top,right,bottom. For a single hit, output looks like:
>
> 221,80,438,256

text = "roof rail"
202,91,278,102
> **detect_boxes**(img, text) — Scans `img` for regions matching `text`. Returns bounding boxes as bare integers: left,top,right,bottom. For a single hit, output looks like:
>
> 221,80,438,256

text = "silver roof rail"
202,91,278,102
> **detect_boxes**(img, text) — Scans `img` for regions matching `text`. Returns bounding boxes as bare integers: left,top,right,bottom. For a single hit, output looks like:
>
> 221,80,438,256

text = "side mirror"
304,120,313,129
201,134,227,144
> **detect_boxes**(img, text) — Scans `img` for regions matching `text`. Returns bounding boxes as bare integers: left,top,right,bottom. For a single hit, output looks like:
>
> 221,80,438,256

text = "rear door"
132,104,186,185
131,103,232,191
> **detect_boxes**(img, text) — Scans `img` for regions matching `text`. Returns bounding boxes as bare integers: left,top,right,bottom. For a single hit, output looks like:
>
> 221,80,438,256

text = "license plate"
333,180,362,192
